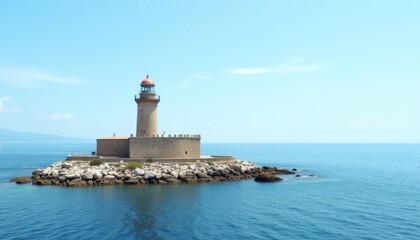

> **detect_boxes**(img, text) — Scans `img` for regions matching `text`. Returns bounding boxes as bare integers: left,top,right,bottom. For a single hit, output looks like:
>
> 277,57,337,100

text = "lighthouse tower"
135,75,160,137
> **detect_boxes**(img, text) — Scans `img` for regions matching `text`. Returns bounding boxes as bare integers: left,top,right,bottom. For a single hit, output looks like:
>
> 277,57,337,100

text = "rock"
78,180,88,187
231,165,240,171
114,179,124,184
133,168,145,176
42,167,52,175
82,171,94,180
184,176,198,183
67,179,81,186
62,162,73,169
102,180,113,185
254,174,282,182
10,176,31,184
196,173,210,178
34,179,52,185
65,173,79,180
104,175,116,180
93,171,103,180
51,170,60,178
70,165,79,172
158,179,168,184
178,170,187,179
277,169,295,175
296,175,301,177
32,169,42,176
116,173,125,179
148,179,158,184
292,168,297,171
148,171,156,179
170,171,178,179
125,177,139,184
50,179,60,185
221,170,231,177
162,174,173,180
165,177,180,183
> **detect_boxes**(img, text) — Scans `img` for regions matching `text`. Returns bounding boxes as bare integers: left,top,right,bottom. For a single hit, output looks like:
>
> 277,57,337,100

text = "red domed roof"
141,75,155,86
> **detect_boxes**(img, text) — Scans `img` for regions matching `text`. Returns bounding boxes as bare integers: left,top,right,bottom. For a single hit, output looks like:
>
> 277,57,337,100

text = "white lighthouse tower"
135,75,160,137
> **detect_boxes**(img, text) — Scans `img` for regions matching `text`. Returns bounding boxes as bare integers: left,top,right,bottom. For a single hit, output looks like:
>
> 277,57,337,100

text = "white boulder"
82,171,94,180
133,168,145,176
104,175,116,180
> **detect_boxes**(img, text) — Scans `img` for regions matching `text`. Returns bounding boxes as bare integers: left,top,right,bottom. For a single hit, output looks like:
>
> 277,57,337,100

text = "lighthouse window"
185,151,188,155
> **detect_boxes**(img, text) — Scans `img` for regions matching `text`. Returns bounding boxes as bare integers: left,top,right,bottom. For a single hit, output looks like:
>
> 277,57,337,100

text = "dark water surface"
1,143,419,239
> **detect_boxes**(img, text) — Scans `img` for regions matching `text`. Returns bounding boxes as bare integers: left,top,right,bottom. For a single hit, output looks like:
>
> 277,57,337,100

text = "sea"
0,143,419,240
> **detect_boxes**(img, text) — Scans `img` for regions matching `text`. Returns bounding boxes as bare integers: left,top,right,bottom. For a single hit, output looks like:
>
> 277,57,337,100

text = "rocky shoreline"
14,160,295,186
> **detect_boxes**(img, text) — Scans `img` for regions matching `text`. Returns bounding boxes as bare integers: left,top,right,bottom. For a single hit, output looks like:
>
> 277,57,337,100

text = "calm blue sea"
0,143,419,240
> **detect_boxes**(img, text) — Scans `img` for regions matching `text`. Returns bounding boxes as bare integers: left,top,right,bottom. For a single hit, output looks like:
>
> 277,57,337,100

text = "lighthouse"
135,75,160,137
96,73,200,159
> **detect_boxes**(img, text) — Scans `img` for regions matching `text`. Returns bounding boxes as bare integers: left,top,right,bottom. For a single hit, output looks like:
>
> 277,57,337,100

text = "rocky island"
24,159,294,186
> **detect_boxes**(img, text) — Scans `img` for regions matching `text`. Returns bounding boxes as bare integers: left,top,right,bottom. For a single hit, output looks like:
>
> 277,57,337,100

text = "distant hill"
0,129,93,143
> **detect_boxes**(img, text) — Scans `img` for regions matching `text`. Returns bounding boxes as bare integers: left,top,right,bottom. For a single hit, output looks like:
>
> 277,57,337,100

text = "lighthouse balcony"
133,134,201,139
135,94,160,101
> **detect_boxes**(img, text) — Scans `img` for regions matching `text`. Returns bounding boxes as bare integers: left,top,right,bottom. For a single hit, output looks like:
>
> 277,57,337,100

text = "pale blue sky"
0,0,419,143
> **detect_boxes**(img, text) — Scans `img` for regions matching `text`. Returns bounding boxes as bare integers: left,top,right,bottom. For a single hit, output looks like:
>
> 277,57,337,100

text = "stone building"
96,75,201,160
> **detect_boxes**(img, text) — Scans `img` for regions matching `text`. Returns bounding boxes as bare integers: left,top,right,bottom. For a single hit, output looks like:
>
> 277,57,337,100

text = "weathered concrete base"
26,160,295,187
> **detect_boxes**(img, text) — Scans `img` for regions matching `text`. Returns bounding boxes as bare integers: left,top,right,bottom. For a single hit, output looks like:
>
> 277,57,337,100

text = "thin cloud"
229,67,272,75
0,96,20,114
227,58,325,75
0,67,85,87
38,113,74,121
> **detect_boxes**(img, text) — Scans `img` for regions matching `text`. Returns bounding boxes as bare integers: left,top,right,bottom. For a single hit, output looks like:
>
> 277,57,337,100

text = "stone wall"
96,138,129,157
129,137,200,159
66,155,235,163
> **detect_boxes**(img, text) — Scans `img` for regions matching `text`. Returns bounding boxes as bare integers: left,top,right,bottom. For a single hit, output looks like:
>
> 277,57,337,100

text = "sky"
0,0,419,143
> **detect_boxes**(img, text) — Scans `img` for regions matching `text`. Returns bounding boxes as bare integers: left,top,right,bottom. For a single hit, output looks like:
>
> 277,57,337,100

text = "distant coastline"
0,129,93,143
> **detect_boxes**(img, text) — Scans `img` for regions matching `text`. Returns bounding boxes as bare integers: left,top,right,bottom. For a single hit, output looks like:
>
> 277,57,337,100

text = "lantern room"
140,75,155,93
